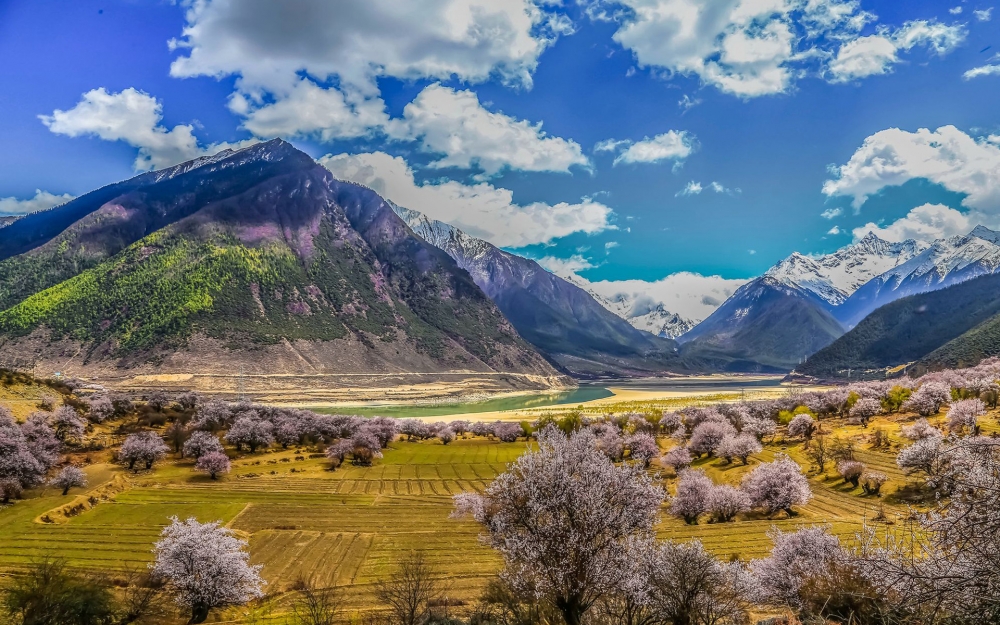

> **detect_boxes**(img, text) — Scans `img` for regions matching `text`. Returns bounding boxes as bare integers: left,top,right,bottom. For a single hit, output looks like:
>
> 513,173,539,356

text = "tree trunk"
189,602,210,624
62,486,70,495
557,594,585,625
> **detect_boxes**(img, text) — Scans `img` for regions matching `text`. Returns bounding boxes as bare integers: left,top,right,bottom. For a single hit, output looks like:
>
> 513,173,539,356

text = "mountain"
628,304,697,339
764,232,925,307
0,216,19,229
678,232,928,371
575,288,696,339
390,203,687,378
0,140,565,396
835,226,1000,328
678,277,845,371
798,272,1000,379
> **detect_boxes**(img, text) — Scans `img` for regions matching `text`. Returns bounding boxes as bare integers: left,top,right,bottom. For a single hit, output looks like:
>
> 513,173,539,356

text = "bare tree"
473,578,561,625
291,577,342,625
374,552,442,625
115,565,169,625
804,435,829,472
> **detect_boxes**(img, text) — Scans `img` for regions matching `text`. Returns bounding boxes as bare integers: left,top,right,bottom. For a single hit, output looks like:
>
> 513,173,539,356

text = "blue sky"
1,0,999,320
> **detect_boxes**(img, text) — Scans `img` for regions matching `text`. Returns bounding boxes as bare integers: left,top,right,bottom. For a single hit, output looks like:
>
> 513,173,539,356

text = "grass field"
0,407,973,624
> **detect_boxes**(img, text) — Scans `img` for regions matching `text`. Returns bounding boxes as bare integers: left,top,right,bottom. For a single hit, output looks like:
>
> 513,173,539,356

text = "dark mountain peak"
143,138,314,184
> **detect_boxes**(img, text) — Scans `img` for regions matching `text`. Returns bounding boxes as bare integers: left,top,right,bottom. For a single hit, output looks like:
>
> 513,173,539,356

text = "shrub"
836,460,865,487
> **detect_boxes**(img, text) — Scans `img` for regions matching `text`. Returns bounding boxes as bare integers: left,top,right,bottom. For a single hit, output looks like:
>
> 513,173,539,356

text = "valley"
0,372,950,623
5,4,1000,623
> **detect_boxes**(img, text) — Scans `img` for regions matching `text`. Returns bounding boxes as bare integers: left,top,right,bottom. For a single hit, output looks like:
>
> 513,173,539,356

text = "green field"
0,411,956,623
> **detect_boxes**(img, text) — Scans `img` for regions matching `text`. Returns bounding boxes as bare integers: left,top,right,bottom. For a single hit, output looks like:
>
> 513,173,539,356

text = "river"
310,376,792,419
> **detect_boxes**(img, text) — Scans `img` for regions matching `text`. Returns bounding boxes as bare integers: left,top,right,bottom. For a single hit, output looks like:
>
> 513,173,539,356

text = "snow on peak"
765,232,926,305
389,202,699,339
580,288,696,339
877,226,1000,286
970,224,1000,245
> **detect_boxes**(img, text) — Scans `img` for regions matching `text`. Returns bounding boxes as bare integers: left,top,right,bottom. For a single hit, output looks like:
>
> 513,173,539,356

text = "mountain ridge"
680,226,1000,371
0,140,566,394
388,202,690,378
798,271,1000,379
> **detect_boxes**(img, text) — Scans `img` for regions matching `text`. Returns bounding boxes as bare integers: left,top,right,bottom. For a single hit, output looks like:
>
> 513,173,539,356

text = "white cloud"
40,88,255,170
319,151,614,248
708,181,737,194
610,0,803,98
852,203,974,243
823,125,1000,215
827,35,899,81
675,180,734,197
827,225,842,235
950,6,963,14
892,20,967,54
169,0,558,94
975,8,993,21
536,254,596,275
678,94,701,111
538,251,747,321
594,138,630,153
236,79,388,141
388,84,588,176
964,64,1000,79
828,20,966,82
164,0,585,177
602,0,964,97
604,241,620,252
41,88,199,170
0,190,75,216
571,270,749,322
821,207,843,219
748,249,757,255
676,181,703,196
612,131,697,165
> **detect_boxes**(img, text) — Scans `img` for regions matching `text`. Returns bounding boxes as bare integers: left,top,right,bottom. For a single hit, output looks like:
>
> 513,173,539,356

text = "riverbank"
302,375,832,422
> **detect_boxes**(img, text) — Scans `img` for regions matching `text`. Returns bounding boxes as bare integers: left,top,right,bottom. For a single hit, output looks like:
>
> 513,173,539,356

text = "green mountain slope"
0,141,559,385
918,307,1000,371
798,272,1000,378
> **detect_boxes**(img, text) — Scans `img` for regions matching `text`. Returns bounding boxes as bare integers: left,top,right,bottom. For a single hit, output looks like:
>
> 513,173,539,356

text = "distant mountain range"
0,140,566,393
679,227,1000,372
568,286,697,339
834,226,1000,328
390,203,687,378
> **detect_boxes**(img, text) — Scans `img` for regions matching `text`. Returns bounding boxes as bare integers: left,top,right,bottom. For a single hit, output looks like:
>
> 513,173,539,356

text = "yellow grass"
0,399,964,624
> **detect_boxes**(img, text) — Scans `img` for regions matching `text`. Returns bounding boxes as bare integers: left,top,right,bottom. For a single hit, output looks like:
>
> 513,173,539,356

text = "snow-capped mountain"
573,287,696,339
390,202,685,377
630,305,697,339
679,275,845,371
837,225,1000,327
682,225,1000,371
764,232,926,307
